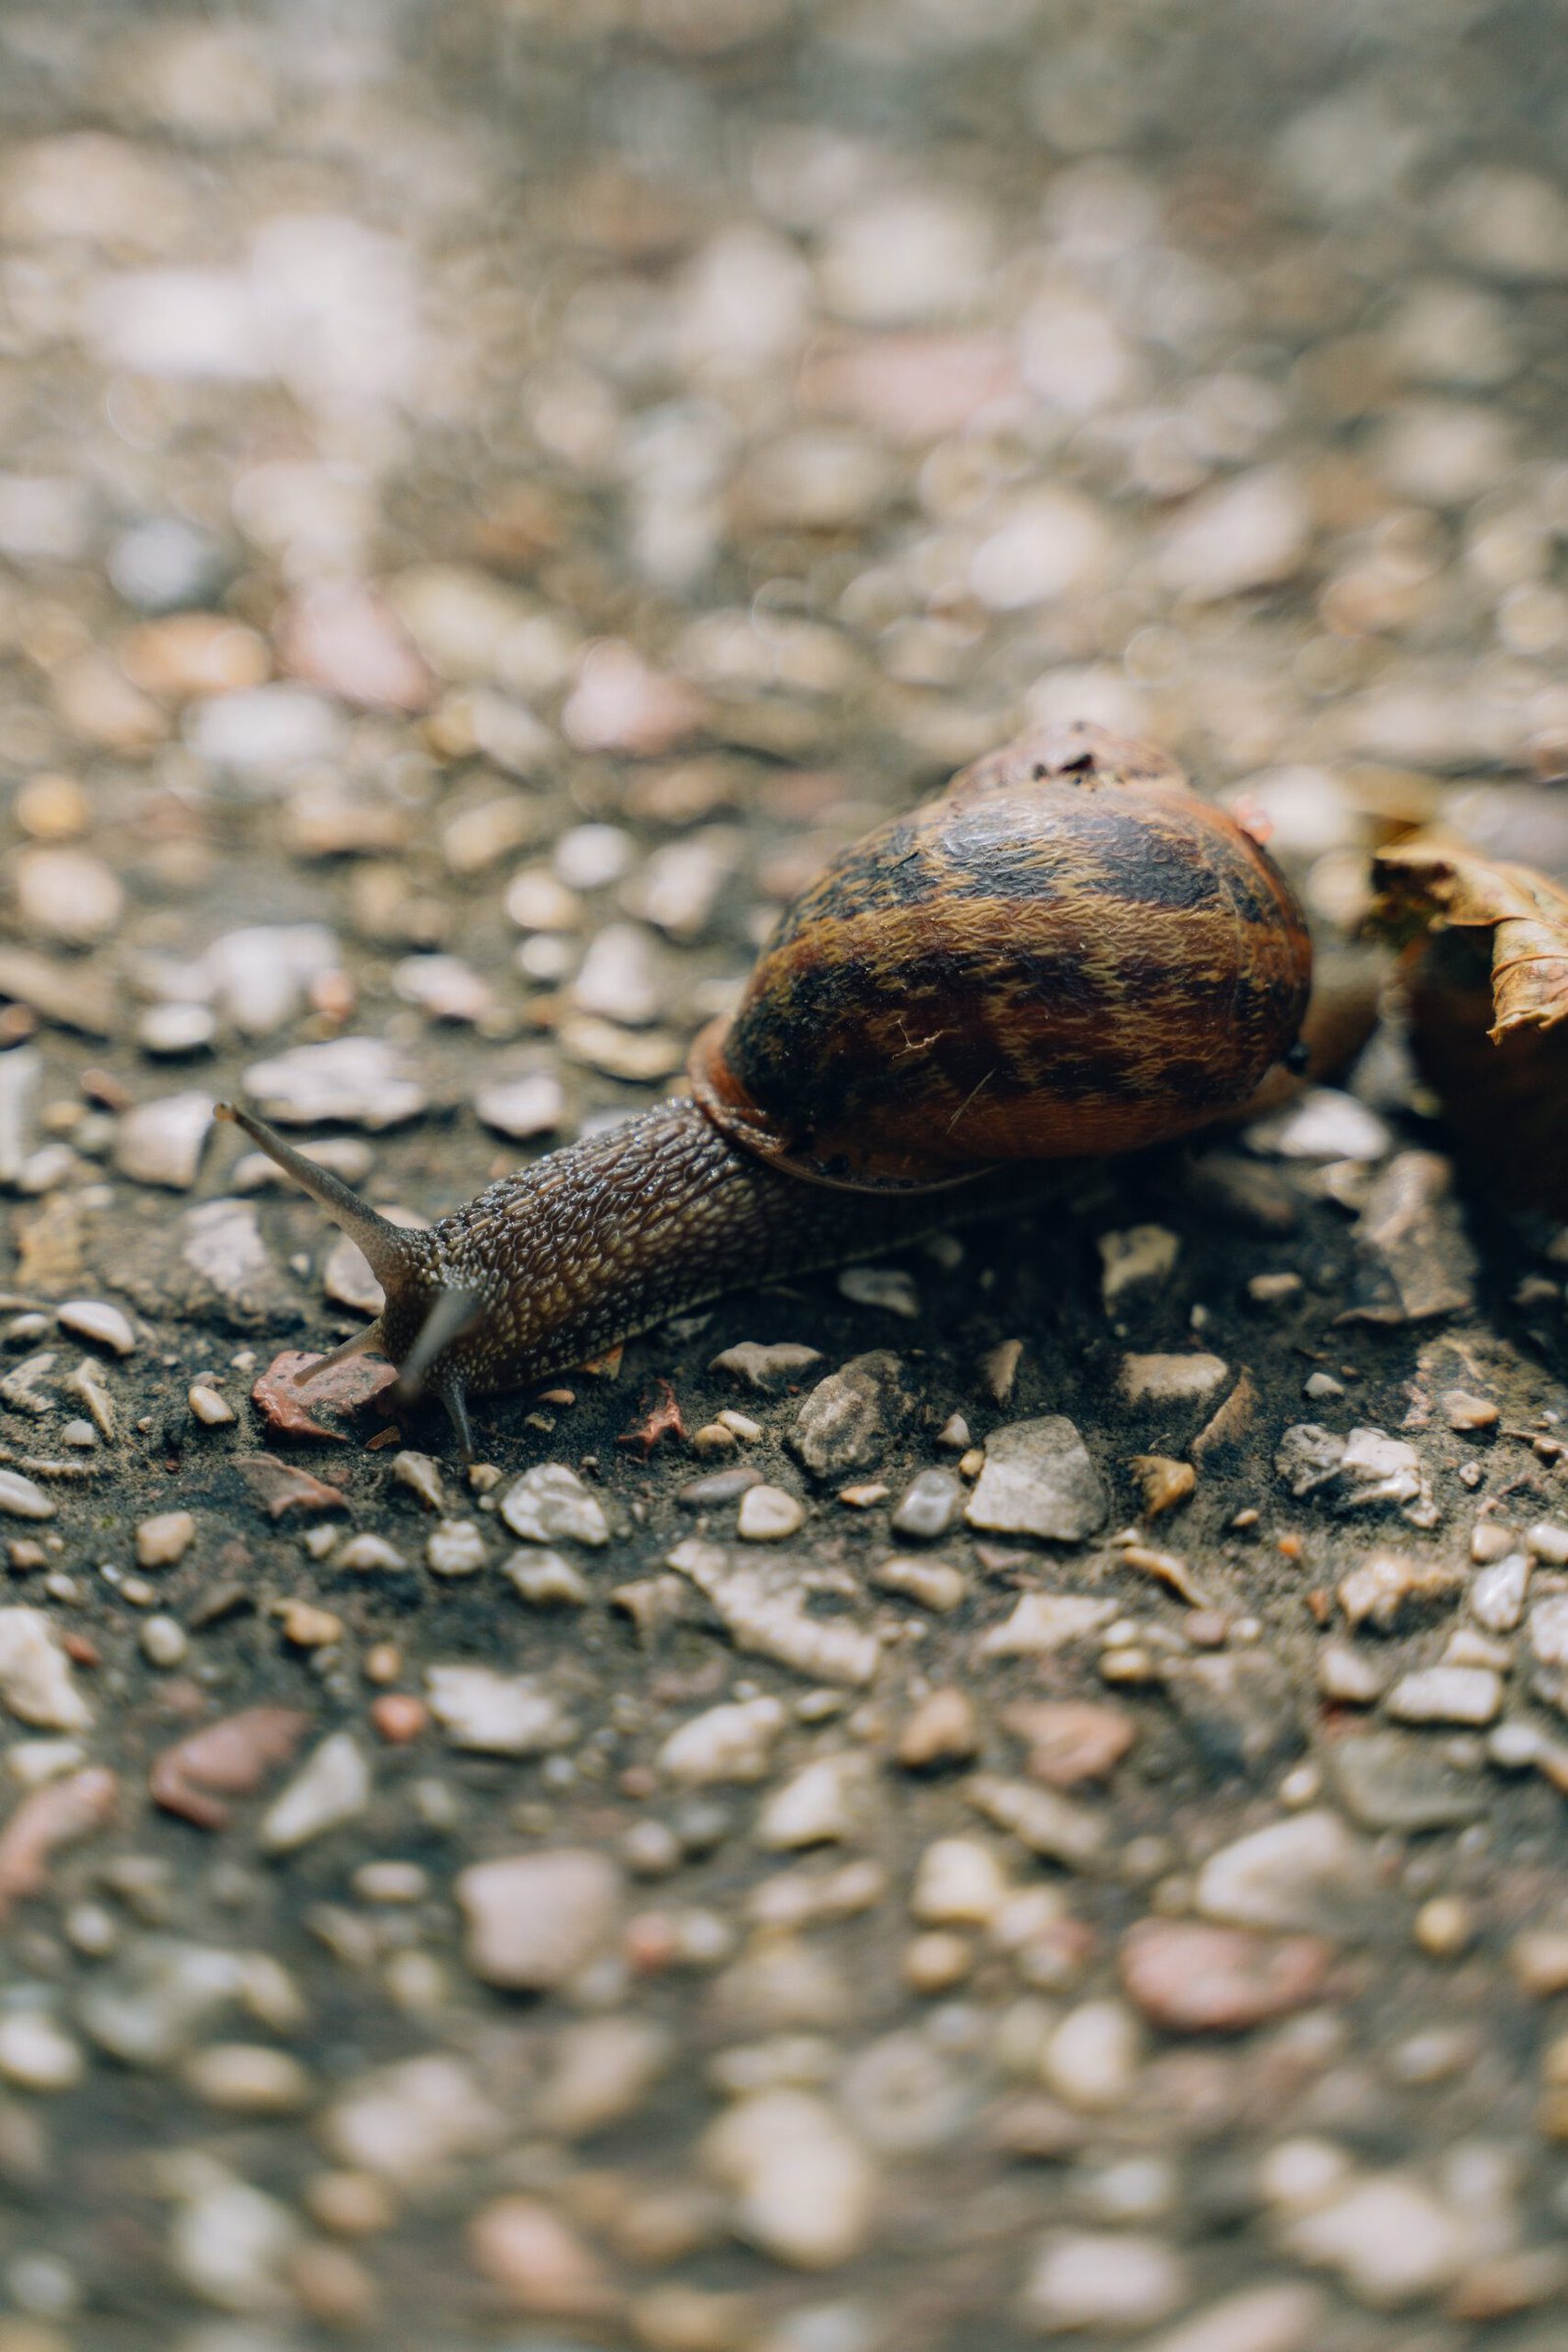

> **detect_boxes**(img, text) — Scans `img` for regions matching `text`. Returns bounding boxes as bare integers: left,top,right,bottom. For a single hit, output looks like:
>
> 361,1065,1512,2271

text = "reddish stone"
234,1452,351,1518
0,1767,117,1915
252,1349,397,1442
617,1379,685,1457
624,1911,679,1975
278,583,432,712
467,2195,614,2319
1004,1699,1136,1788
560,640,706,757
150,1706,313,1830
1006,1914,1097,1992
1119,1917,1333,2034
799,331,1020,445
61,1632,101,1669
369,1694,428,1745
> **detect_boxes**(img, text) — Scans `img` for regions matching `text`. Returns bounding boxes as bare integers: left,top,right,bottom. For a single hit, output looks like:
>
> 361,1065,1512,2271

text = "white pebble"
425,1519,487,1578
260,1733,370,1853
500,1463,609,1546
56,1300,135,1355
659,1695,786,1786
736,1485,806,1542
0,2010,84,2092
140,1615,188,1668
136,1510,195,1569
0,1473,55,1523
758,1752,871,1849
1043,1999,1142,2110
0,1609,91,1731
909,1837,1009,1928
703,2086,876,2267
1385,1665,1501,1726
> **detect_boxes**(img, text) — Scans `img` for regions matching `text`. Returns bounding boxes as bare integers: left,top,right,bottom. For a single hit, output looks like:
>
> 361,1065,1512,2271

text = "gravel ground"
2,3,1568,2348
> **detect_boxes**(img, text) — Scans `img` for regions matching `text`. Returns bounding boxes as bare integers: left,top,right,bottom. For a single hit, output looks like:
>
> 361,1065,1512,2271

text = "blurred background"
3,0,1567,1014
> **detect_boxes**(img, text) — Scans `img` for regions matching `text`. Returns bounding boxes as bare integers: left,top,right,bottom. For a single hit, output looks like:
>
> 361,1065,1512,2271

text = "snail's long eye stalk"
214,1104,427,1295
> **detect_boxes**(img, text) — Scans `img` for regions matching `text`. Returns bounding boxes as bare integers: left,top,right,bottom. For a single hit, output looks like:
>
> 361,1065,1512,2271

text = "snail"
218,721,1312,1455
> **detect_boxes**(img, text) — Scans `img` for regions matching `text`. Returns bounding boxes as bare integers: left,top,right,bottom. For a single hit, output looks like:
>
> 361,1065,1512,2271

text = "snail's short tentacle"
294,1320,386,1387
390,1287,483,1407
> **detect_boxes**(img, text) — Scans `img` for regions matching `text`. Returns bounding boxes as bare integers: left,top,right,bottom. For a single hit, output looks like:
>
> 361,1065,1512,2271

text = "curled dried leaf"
1372,835,1568,1041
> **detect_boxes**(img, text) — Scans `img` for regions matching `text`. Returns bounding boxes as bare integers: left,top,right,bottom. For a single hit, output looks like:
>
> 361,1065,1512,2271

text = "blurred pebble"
243,1038,425,1128
259,1734,370,1853
703,2087,876,2267
13,849,122,948
458,1849,622,1989
475,1071,565,1140
108,517,228,612
138,1003,217,1056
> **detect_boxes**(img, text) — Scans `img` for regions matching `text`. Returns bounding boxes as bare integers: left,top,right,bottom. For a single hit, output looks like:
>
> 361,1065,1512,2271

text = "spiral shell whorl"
691,722,1312,1191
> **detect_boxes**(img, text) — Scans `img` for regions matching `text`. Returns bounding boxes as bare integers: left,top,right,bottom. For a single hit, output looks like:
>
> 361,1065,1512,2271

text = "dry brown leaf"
1372,834,1568,1040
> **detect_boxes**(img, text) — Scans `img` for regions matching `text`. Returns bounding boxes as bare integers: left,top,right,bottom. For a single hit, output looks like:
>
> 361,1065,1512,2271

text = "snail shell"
691,721,1312,1190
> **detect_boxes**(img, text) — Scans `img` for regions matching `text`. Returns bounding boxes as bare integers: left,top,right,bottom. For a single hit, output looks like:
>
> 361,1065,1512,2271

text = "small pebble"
135,1510,195,1569
260,1733,370,1853
871,1556,967,1612
1443,1389,1498,1432
1317,1644,1386,1705
426,1665,576,1756
904,1932,973,1993
425,1519,487,1577
1414,1895,1474,1957
703,2087,876,2269
0,1475,55,1524
1042,1999,1143,2110
391,1450,447,1513
139,1615,187,1668
114,1093,215,1190
501,1462,610,1545
183,2042,313,2113
896,1688,978,1770
0,2011,83,2093
55,1300,135,1356
277,1599,343,1648
1099,1224,1180,1304
1021,2228,1187,2333
337,1534,407,1573
891,1468,963,1540
736,1485,806,1542
1119,1353,1231,1404
369,1694,428,1745
1386,1666,1502,1726
505,1548,591,1606
711,1341,823,1391
965,1417,1108,1543
458,1849,622,1989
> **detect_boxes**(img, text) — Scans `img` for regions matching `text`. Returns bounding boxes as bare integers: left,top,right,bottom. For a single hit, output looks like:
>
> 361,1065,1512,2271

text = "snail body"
220,722,1311,1454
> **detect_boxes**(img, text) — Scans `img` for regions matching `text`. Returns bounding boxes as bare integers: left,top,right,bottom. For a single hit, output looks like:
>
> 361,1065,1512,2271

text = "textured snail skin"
219,721,1310,1453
